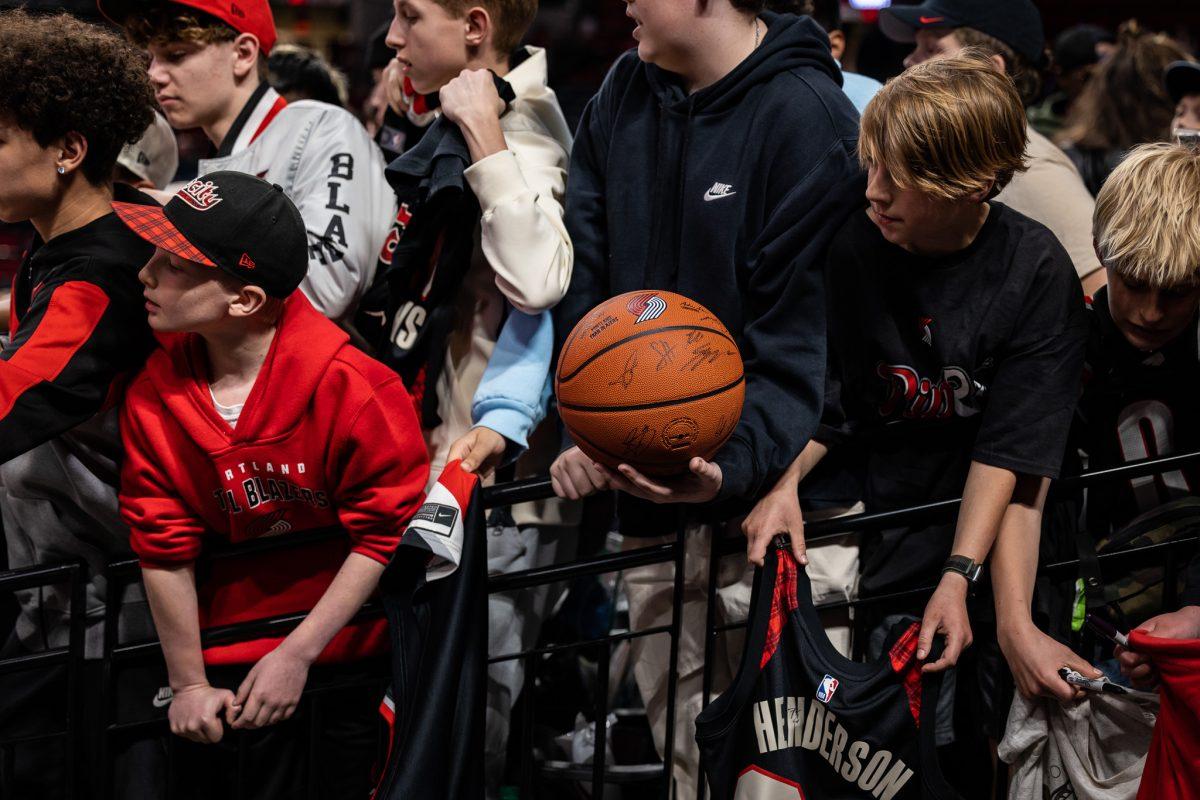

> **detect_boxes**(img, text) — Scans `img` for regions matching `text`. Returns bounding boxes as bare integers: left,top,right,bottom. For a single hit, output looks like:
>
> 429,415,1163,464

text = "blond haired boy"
1065,143,1200,688
743,51,1096,752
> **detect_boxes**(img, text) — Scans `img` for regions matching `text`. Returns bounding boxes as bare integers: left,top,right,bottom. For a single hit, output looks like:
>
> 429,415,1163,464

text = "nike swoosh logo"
151,687,173,708
703,189,737,202
919,15,945,23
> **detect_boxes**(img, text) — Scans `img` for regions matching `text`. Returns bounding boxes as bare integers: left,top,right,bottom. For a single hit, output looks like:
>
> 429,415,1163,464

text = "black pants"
0,641,388,800
168,658,390,800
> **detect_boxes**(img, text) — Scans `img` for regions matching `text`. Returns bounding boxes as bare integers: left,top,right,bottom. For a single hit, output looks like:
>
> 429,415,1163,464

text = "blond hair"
859,48,1029,201
1094,142,1200,289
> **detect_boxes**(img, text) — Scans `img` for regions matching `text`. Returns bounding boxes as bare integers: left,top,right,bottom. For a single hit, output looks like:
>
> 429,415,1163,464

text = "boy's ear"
231,32,262,82
229,284,270,319
827,29,845,61
968,179,994,203
55,131,89,176
464,6,493,50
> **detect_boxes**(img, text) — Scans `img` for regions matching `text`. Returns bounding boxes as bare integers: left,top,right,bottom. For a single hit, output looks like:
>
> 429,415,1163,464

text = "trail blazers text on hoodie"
119,293,430,665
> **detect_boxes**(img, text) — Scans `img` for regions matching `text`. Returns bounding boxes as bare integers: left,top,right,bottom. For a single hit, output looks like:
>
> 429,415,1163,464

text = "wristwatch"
942,554,983,585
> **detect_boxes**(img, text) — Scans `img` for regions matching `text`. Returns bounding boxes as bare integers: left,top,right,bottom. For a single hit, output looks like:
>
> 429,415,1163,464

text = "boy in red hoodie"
114,171,428,796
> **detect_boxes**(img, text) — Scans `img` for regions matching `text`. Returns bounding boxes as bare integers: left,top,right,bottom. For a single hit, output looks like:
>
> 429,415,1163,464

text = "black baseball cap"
113,172,307,299
1165,61,1200,104
880,0,1046,65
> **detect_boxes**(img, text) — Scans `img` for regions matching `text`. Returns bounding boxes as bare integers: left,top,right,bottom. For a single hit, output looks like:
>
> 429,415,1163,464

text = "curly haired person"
0,9,161,799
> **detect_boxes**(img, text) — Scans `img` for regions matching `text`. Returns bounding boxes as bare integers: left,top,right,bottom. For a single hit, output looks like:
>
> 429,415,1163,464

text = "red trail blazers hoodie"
119,293,429,665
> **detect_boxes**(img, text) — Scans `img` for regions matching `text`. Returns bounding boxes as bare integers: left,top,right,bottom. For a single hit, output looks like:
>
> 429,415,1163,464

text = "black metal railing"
1,450,1198,798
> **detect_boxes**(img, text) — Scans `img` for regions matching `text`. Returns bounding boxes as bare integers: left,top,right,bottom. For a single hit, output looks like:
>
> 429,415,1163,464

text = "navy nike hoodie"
555,13,864,520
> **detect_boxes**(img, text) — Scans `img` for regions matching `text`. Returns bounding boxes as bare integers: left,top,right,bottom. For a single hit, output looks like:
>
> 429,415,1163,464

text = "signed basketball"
556,291,745,476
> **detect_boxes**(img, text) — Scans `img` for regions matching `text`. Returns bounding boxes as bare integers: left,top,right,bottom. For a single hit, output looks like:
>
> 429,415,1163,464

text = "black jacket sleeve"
712,142,865,501
0,274,147,461
552,62,621,364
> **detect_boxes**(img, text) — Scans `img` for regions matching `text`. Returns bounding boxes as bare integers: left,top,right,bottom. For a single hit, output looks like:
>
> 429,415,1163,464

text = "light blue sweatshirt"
471,309,554,461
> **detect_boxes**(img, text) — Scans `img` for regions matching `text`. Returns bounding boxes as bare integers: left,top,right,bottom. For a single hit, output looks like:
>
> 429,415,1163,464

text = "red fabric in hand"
1132,629,1200,800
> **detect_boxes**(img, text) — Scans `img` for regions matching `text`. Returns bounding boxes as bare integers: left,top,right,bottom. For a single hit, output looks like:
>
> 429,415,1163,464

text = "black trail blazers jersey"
696,541,961,800
375,462,485,799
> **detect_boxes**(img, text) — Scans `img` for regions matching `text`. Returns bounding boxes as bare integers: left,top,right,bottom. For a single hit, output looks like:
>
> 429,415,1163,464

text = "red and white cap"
97,0,278,54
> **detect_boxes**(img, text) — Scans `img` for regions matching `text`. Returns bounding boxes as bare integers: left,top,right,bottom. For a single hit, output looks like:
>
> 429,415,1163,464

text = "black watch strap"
942,554,983,584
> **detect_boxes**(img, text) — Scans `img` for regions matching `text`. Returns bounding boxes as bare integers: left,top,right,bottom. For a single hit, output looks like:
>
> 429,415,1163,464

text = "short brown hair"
124,3,269,79
432,0,536,56
953,27,1044,107
1095,142,1200,289
859,48,1029,201
0,9,154,185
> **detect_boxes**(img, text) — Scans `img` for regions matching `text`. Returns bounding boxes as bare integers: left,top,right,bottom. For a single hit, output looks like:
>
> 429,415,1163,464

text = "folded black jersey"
696,540,962,800
374,461,485,799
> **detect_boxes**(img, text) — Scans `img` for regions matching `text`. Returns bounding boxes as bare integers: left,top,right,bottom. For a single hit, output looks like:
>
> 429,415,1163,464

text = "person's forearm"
459,113,508,164
276,552,386,663
947,461,1019,566
142,564,208,690
775,439,830,492
991,476,1050,632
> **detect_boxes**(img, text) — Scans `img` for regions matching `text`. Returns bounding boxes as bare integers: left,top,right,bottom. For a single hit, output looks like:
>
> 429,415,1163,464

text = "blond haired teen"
744,52,1096,752
1051,143,1200,694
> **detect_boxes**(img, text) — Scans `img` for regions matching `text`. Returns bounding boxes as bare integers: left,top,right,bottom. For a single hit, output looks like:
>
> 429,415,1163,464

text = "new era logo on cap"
239,253,256,269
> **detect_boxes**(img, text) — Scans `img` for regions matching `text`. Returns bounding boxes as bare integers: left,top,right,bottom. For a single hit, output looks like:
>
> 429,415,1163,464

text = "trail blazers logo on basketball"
627,293,667,324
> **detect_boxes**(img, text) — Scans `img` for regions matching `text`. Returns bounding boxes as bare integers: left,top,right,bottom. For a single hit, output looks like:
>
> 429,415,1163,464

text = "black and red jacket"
2,184,156,462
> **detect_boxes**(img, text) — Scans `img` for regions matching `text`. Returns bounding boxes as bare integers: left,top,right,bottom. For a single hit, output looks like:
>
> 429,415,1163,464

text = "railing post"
695,527,722,800
66,561,88,800
590,639,611,797
661,514,688,798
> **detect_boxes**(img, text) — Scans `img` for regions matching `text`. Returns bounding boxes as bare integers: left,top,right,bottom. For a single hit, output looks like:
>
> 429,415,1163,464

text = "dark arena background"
2,1,1200,799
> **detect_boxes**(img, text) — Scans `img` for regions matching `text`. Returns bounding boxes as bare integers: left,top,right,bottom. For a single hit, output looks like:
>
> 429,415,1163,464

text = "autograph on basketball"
608,352,638,389
651,340,676,370
621,424,657,457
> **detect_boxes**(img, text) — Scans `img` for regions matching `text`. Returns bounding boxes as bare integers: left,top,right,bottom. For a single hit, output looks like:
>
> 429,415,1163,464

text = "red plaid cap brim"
111,202,216,268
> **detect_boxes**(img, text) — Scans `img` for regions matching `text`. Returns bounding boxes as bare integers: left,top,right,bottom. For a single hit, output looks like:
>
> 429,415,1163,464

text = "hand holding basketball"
550,446,609,500
595,456,722,505
556,291,744,477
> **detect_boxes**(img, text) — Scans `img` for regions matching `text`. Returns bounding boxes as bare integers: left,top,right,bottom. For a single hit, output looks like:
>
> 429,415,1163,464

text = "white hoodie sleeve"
463,127,573,313
290,108,395,321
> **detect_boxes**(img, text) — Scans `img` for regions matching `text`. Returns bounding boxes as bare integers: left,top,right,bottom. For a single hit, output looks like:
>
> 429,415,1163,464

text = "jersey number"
1117,400,1192,512
390,301,427,352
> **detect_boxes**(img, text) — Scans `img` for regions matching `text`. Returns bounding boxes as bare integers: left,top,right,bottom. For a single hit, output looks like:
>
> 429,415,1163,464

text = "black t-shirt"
1074,288,1200,534
817,204,1087,594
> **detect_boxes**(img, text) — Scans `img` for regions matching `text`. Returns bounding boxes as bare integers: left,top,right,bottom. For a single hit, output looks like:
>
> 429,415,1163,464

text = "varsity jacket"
119,293,429,665
198,84,396,323
1,184,158,658
422,46,574,487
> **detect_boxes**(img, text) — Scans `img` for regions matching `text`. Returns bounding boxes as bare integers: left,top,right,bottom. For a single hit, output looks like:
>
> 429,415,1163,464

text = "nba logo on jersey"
816,674,839,704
